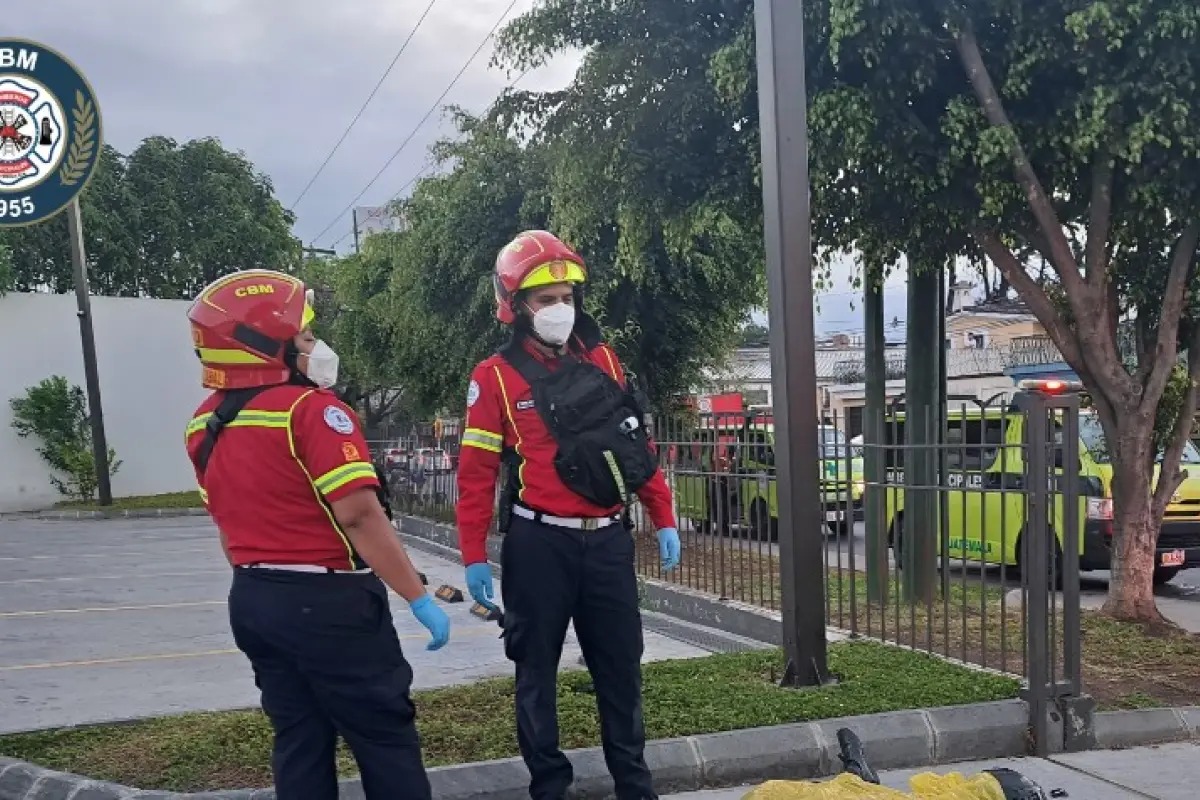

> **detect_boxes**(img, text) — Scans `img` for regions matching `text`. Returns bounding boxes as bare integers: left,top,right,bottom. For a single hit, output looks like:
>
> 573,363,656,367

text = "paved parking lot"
0,516,708,735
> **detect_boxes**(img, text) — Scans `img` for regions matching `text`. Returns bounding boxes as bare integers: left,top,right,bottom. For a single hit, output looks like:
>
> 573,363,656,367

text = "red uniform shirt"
185,384,380,570
456,337,677,565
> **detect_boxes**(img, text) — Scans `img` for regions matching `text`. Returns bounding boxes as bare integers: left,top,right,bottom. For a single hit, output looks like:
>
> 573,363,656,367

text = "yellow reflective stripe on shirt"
462,427,503,453
284,390,359,568
314,461,377,495
493,366,526,501
186,410,291,437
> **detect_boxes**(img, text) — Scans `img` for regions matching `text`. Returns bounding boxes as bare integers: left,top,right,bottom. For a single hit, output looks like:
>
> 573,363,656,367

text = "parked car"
382,444,409,470
414,447,452,473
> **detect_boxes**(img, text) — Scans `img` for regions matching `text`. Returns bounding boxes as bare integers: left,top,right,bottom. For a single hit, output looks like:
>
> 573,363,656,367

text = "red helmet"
494,230,587,324
187,269,316,390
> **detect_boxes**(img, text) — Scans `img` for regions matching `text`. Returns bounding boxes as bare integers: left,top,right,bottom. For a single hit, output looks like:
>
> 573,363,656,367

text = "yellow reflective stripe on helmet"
314,461,377,495
302,302,315,329
519,260,586,290
462,427,503,453
196,347,269,365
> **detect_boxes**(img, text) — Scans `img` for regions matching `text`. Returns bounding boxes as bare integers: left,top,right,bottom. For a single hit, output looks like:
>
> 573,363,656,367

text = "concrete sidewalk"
666,741,1200,799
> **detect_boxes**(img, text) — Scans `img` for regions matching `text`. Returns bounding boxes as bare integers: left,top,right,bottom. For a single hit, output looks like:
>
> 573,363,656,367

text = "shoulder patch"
467,379,481,407
323,405,355,435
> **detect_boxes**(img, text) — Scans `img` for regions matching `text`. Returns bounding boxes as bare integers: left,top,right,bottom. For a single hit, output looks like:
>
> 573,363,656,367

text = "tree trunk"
1101,427,1166,623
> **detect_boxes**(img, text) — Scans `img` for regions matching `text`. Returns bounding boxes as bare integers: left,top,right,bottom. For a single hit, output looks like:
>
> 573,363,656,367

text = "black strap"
195,386,269,476
498,337,554,384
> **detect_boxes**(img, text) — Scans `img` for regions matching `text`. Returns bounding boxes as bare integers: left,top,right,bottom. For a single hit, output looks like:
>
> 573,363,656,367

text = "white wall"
0,293,208,511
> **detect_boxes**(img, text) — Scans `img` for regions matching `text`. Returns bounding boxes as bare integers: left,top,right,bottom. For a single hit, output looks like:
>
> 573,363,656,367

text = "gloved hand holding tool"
466,562,497,610
409,594,451,651
657,527,681,571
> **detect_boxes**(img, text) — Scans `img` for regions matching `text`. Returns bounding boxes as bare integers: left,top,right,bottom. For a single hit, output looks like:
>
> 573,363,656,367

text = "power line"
289,0,443,211
330,65,534,250
311,0,521,245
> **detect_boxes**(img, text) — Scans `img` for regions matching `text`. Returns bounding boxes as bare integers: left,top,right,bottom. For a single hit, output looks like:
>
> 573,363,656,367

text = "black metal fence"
371,387,1085,754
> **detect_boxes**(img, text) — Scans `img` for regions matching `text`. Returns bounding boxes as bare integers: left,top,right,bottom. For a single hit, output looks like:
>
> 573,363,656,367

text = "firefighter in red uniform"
457,231,682,800
185,269,450,800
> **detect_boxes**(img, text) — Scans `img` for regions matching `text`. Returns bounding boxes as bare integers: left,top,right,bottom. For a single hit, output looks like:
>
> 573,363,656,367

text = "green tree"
0,138,299,298
742,0,1200,622
300,250,409,436
10,375,122,502
491,0,766,403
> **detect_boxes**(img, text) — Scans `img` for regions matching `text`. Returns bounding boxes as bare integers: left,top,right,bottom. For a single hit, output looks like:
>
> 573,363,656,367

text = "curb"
0,700,1034,799
32,508,209,521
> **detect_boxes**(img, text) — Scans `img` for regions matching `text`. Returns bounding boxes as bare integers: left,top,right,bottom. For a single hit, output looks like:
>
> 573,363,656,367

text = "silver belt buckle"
580,517,599,531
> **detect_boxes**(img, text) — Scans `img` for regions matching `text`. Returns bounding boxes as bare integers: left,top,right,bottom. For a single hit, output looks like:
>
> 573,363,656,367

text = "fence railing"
371,392,1084,754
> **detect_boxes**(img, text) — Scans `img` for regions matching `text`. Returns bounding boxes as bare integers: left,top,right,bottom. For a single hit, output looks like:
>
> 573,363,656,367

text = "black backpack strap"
195,386,269,476
498,337,553,384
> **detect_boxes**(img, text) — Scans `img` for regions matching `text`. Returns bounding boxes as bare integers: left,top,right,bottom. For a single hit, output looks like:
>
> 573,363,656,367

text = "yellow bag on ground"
742,771,1007,800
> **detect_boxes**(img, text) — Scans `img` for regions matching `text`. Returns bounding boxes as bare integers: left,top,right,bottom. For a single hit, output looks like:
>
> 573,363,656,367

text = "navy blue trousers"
500,515,655,800
228,568,431,800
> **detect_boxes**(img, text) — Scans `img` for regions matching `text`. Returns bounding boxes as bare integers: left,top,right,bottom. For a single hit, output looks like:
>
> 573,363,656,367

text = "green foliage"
9,376,121,502
0,139,300,298
311,3,768,416
0,640,1018,792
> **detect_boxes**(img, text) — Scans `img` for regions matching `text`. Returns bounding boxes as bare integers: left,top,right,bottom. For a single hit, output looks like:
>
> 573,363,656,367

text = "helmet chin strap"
283,341,318,388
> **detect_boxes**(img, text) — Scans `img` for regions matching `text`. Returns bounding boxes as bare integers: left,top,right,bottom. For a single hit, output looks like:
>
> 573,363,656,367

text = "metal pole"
67,198,112,506
754,0,829,686
864,265,888,603
1020,391,1051,756
352,209,360,254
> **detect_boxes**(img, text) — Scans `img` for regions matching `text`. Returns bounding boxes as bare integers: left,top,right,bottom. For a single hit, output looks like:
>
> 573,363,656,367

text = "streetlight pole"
67,198,112,506
754,0,829,685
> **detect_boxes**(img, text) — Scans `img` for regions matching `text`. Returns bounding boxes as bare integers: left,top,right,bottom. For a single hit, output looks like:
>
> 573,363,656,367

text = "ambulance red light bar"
1017,379,1083,394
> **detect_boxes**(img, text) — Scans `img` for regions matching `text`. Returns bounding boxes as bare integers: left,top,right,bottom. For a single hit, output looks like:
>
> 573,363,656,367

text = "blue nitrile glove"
409,594,451,651
466,562,497,609
657,527,681,571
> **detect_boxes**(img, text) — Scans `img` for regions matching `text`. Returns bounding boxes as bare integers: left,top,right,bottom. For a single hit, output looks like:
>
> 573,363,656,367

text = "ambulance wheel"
827,518,851,538
748,499,778,542
1153,566,1182,586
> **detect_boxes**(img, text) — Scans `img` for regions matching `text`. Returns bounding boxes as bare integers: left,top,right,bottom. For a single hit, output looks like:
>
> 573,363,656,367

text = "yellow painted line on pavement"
0,649,243,672
0,569,230,585
0,601,228,618
0,547,213,562
0,629,499,672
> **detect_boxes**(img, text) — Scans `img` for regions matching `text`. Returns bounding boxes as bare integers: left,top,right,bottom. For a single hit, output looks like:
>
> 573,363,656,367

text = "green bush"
9,376,121,502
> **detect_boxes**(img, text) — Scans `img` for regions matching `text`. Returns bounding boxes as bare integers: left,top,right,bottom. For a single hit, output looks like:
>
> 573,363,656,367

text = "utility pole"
66,198,112,506
352,209,361,254
754,0,829,686
303,245,337,261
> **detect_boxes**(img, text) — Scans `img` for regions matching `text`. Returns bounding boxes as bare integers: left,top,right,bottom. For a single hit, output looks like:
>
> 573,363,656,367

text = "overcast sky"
15,0,910,334
16,0,580,251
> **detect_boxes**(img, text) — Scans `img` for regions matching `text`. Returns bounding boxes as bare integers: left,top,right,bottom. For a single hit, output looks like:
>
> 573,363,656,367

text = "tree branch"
1138,221,1200,411
971,226,1108,392
1152,326,1200,520
954,23,1088,302
1085,152,1113,285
